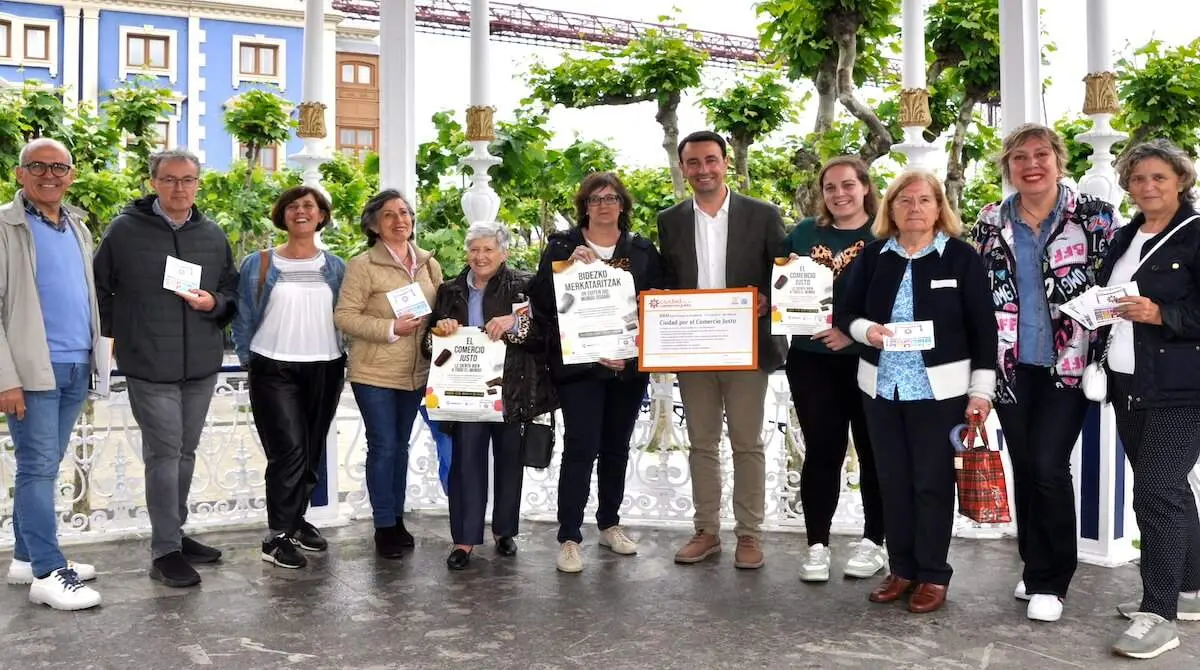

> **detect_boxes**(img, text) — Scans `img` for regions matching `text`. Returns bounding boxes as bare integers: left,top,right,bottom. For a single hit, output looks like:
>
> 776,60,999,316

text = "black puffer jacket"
1098,204,1200,409
423,264,558,423
94,196,238,383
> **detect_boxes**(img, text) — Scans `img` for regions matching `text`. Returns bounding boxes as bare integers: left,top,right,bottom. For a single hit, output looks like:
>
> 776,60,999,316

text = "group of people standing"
1,125,1198,661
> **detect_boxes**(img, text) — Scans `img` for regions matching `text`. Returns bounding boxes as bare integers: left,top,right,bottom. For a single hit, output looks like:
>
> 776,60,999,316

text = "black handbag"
519,414,556,469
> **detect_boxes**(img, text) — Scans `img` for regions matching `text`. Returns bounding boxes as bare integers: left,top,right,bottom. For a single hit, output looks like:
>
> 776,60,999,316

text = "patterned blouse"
875,233,948,401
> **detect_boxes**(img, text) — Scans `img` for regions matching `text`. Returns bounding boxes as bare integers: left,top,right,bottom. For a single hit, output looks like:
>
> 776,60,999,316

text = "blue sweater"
28,210,92,363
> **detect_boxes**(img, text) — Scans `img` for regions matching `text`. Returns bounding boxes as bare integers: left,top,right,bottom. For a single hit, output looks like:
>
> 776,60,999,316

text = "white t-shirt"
586,240,615,260
250,252,343,362
693,189,730,289
1106,230,1155,374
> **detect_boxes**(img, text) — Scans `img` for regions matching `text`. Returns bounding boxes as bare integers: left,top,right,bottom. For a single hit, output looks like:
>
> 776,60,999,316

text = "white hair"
19,137,73,166
464,221,510,252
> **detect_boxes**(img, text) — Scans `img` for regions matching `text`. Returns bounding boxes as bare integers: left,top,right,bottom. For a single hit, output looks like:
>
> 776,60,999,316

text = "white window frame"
0,13,59,76
119,25,178,83
232,139,283,172
117,96,184,170
232,35,286,90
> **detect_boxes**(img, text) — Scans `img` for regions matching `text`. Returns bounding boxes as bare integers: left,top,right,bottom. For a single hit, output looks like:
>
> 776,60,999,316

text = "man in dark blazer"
656,130,787,570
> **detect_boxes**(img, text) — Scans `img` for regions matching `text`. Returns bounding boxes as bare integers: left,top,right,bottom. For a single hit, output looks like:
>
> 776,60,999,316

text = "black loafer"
495,536,518,557
446,548,471,571
394,518,415,548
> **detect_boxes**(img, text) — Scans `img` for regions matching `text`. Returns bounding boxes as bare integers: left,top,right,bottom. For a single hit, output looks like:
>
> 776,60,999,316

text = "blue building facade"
0,0,374,170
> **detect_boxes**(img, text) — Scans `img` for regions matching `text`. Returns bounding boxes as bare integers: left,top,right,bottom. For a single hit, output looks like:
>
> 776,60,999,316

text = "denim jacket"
231,249,347,366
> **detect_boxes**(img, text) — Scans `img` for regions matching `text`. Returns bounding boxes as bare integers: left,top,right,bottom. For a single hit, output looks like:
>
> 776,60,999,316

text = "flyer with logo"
770,256,835,336
386,283,432,319
639,288,758,371
425,327,507,422
552,260,639,364
882,320,936,352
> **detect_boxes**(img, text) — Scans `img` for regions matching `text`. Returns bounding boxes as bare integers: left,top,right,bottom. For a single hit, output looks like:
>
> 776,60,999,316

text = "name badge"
930,279,957,289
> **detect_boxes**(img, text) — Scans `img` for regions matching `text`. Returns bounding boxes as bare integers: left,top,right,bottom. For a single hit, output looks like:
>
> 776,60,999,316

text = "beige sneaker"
598,526,638,555
556,541,583,573
674,531,721,564
734,535,765,569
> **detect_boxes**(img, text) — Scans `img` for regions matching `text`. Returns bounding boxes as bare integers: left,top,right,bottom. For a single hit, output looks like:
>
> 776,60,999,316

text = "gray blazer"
656,190,788,372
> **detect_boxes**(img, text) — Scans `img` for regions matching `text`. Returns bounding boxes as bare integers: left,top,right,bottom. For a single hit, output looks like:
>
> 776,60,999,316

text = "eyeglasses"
21,161,72,177
587,194,621,206
894,195,937,210
156,176,199,188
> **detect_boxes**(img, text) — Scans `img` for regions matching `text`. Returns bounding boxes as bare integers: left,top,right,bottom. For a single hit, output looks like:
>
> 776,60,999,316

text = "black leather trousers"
248,354,346,534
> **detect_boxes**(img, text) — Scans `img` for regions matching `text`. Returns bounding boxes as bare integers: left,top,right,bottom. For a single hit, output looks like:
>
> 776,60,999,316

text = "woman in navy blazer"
836,169,997,614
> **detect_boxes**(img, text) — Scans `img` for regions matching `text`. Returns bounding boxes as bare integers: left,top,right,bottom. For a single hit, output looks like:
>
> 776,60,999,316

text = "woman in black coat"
529,171,665,573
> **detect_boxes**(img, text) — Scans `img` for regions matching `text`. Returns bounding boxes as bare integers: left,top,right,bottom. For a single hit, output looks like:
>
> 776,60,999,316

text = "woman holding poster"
780,156,886,583
836,169,996,614
423,222,557,571
529,172,665,573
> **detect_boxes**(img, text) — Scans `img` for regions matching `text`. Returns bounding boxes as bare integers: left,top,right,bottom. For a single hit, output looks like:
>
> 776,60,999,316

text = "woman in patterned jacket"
971,123,1117,624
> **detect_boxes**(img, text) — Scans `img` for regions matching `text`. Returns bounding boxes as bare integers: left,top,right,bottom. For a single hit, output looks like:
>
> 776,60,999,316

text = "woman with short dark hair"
335,189,443,559
232,186,346,569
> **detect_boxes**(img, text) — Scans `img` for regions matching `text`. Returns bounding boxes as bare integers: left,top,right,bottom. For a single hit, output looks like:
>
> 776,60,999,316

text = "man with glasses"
0,138,103,610
94,149,238,588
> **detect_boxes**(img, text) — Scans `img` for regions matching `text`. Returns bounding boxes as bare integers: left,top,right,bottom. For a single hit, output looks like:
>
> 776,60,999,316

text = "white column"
289,0,332,196
998,0,1042,138
891,0,937,171
379,0,417,200
61,3,81,106
322,21,339,158
1076,0,1127,206
459,0,501,224
80,7,100,107
186,15,207,162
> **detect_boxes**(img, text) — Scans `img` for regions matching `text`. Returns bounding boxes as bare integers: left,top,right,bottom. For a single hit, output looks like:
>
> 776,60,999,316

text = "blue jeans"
7,362,91,577
351,383,423,527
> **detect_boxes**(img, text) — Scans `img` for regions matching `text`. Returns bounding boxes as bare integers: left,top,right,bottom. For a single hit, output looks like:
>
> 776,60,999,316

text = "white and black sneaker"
261,533,307,569
295,521,328,552
29,567,101,611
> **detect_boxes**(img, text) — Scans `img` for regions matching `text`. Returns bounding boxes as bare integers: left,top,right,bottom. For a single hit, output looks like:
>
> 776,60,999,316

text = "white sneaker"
8,559,97,585
598,526,638,555
1027,593,1064,622
557,541,583,573
799,544,831,582
1014,580,1030,601
29,568,101,611
843,539,887,579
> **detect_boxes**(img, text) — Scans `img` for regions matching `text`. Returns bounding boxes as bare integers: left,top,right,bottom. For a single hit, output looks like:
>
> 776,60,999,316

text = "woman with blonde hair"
837,169,996,614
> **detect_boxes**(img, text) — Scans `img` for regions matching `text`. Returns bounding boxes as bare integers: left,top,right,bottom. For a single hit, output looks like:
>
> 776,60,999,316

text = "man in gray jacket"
93,149,238,588
0,138,102,610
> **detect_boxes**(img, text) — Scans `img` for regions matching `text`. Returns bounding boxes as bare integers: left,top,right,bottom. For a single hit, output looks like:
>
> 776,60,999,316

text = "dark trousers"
994,365,1090,597
1111,372,1200,619
786,349,884,546
555,374,648,544
448,421,523,545
863,393,964,585
249,355,346,535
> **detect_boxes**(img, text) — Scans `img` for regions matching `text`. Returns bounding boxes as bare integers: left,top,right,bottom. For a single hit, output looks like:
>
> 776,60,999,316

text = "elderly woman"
783,156,886,583
232,186,346,569
425,222,557,570
1097,140,1200,660
334,189,443,559
529,171,665,573
972,123,1117,622
837,169,996,614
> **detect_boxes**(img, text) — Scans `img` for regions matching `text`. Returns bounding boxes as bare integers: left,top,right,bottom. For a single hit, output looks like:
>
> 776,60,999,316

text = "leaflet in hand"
770,256,835,336
552,259,639,364
163,255,202,293
426,327,507,422
1061,282,1139,330
386,283,432,319
883,320,935,351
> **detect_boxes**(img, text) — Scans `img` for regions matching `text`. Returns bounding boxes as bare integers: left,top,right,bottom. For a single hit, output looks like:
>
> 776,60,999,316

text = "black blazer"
835,236,997,400
656,191,788,372
1097,204,1200,409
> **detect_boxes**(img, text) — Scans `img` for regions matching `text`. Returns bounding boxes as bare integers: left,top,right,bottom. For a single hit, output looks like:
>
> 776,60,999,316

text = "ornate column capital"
465,105,496,142
898,88,932,128
1083,71,1120,115
297,101,328,139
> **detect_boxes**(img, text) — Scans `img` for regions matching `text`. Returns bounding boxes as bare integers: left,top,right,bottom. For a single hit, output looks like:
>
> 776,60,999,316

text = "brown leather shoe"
908,583,949,613
674,531,721,564
733,535,764,569
868,574,914,603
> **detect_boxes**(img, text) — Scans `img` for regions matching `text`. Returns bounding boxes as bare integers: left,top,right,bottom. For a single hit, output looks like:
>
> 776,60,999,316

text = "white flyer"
1062,282,1139,330
883,320,936,351
552,259,639,364
386,283,432,319
770,256,835,335
163,255,202,293
425,327,507,422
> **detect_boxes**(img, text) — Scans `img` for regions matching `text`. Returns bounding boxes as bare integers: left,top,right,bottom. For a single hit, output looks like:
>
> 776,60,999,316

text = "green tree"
700,70,798,191
1052,115,1097,179
18,82,69,140
102,78,177,178
526,26,707,199
223,89,295,187
1117,37,1200,155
